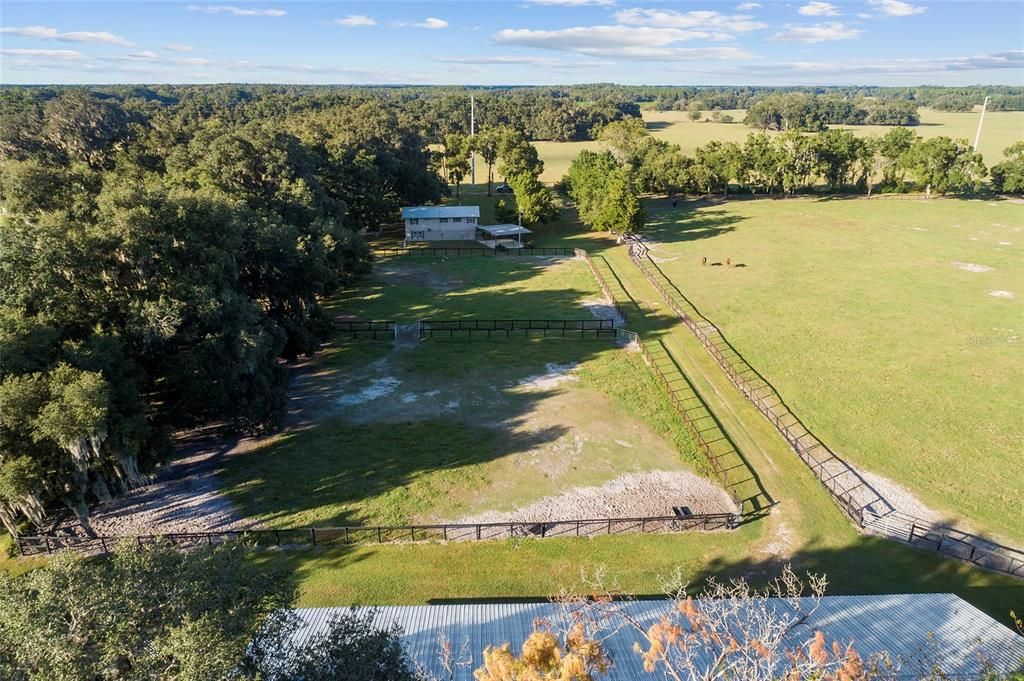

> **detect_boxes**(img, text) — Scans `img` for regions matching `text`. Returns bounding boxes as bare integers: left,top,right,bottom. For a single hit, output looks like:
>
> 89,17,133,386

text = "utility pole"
470,95,476,189
973,95,990,153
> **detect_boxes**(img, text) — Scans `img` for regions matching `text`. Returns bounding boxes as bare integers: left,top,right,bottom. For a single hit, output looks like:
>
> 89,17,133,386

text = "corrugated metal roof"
402,206,481,219
478,224,533,237
288,594,1024,679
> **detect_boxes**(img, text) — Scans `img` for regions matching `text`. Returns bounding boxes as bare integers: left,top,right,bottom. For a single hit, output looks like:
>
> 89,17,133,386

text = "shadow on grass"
246,522,1024,627
642,200,745,244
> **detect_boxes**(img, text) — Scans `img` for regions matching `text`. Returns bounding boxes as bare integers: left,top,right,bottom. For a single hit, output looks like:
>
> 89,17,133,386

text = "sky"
0,0,1022,86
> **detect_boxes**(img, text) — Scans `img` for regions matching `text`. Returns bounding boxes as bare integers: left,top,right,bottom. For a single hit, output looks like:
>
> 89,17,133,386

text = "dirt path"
51,354,334,537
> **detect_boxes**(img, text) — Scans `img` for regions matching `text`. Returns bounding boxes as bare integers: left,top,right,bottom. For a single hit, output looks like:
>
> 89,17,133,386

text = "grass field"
220,254,708,529
531,108,1024,184
638,196,1024,543
7,195,1023,629
237,212,1024,625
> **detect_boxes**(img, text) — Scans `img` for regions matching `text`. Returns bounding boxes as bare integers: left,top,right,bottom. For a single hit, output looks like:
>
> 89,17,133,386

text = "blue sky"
1,1,1021,85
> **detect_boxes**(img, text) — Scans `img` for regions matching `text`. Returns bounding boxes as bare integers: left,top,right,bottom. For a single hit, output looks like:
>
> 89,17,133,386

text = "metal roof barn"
287,593,1024,680
401,206,481,219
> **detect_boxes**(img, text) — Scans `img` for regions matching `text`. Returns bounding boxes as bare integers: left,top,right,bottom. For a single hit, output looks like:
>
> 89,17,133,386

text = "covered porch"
476,223,533,249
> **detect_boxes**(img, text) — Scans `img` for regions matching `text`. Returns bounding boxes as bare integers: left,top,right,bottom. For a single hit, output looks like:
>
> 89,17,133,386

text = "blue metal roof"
287,594,1024,679
402,206,480,219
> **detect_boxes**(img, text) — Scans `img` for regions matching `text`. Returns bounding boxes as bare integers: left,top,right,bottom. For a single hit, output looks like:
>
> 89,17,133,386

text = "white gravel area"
50,429,258,537
853,466,946,526
582,298,624,325
515,362,579,391
452,470,736,525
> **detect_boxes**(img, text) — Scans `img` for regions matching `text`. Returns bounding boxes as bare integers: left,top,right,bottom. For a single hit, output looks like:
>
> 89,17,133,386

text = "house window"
408,218,419,225
409,231,425,240
453,217,463,223
439,218,449,223
467,217,477,224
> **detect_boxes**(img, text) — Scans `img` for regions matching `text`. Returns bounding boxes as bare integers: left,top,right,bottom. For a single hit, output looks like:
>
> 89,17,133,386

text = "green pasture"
638,196,1024,543
531,108,1024,183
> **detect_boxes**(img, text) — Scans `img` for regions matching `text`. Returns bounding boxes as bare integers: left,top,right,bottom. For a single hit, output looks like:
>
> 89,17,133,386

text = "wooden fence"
632,340,744,509
626,241,1024,579
420,319,617,339
574,248,627,323
334,320,397,340
16,512,739,557
373,246,576,258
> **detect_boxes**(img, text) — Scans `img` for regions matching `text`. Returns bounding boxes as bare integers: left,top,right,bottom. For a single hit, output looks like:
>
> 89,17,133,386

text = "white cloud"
493,25,753,59
334,15,376,27
869,0,927,15
741,50,1023,75
186,5,286,17
768,21,861,43
414,17,448,29
434,55,609,68
613,8,767,32
523,0,616,5
496,25,732,52
0,47,85,59
799,1,840,16
162,42,195,52
0,25,135,47
736,2,762,9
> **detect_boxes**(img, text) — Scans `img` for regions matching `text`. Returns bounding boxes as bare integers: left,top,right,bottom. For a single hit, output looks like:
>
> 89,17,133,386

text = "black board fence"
625,239,1024,579
420,319,617,339
17,512,739,557
334,320,397,340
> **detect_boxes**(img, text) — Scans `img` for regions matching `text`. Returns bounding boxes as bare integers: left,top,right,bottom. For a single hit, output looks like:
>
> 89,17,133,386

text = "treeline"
562,119,1009,231
0,85,641,145
0,88,445,535
743,93,920,130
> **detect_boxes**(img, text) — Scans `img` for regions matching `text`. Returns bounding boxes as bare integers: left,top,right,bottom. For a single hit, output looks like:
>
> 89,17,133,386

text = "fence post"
909,523,917,542
275,530,281,546
310,528,317,546
344,527,350,544
44,536,51,555
378,527,383,543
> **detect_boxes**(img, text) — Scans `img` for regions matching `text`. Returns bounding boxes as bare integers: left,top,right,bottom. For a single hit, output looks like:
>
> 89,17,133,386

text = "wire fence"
625,240,1024,579
16,512,740,557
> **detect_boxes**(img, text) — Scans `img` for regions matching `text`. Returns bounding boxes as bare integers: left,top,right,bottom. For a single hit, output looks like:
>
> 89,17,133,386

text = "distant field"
639,196,1024,543
531,108,1024,184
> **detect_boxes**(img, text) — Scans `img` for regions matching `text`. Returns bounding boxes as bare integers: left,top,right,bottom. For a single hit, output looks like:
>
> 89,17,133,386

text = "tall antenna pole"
470,95,476,189
973,95,989,153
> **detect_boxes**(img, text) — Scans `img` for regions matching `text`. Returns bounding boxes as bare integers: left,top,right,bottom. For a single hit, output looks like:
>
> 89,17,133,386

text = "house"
401,206,480,243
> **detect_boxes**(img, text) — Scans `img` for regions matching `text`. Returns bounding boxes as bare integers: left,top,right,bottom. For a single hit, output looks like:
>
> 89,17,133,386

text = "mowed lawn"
532,108,1024,183
220,255,707,528
640,197,1024,543
325,254,600,322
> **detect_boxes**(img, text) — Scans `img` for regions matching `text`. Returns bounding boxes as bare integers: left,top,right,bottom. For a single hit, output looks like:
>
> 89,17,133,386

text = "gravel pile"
453,470,736,525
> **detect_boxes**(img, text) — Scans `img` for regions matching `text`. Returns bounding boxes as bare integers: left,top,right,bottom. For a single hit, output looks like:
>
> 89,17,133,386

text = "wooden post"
378,527,383,543
44,536,51,555
344,527,350,544
310,528,317,545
